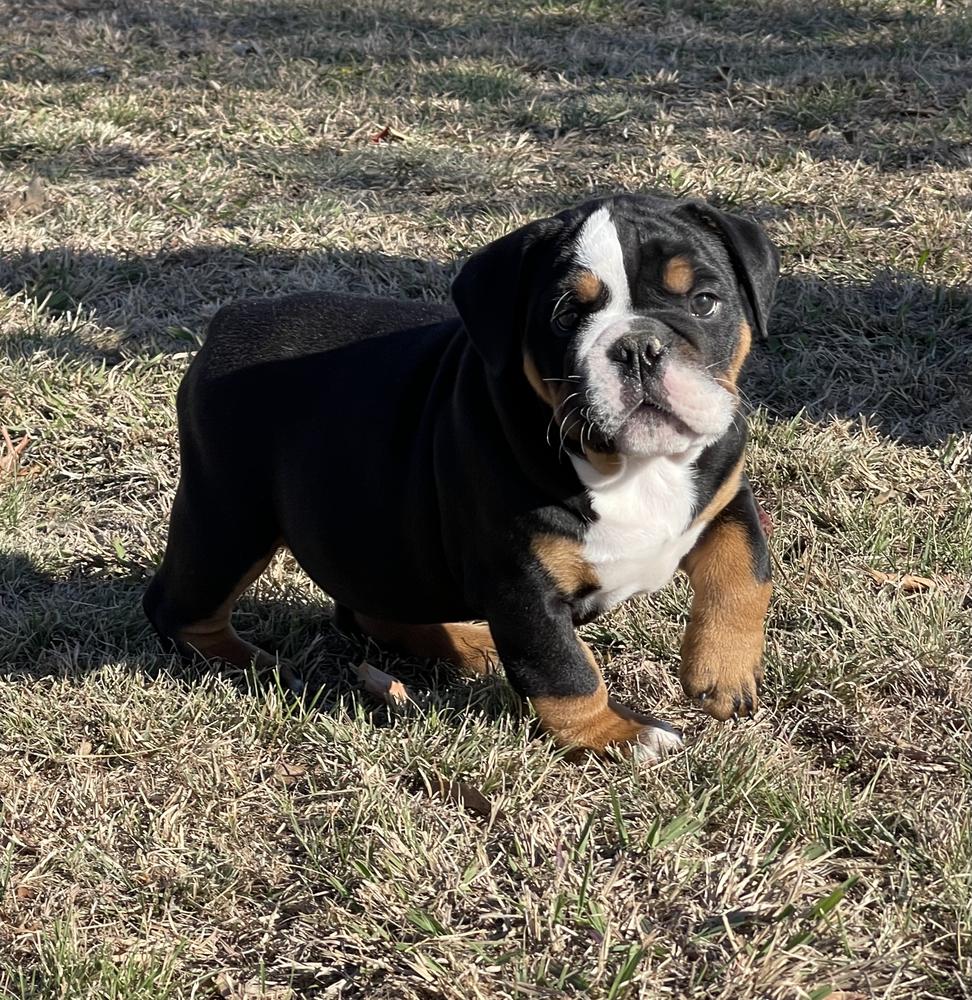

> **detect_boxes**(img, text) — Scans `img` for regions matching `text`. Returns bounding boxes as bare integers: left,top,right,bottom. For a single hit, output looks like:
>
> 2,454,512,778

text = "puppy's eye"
690,292,720,318
552,308,579,336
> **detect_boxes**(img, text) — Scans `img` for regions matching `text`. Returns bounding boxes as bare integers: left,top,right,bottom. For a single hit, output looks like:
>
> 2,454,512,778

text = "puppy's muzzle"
606,321,672,387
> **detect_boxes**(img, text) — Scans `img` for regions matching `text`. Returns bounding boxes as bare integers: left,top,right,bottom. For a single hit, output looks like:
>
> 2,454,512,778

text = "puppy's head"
452,194,779,466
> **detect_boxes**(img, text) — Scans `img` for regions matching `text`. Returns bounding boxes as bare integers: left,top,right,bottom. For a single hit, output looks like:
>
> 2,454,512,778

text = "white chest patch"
570,451,705,611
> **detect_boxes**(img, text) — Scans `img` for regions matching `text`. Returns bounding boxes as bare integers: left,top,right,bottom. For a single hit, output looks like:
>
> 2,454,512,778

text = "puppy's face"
530,204,754,461
453,195,780,466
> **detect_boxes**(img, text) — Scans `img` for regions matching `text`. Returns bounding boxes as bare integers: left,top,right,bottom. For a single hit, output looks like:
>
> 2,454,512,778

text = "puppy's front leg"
488,592,681,759
680,480,772,720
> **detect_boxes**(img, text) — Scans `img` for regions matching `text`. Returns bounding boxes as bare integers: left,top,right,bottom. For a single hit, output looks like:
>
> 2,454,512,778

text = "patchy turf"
1,0,971,997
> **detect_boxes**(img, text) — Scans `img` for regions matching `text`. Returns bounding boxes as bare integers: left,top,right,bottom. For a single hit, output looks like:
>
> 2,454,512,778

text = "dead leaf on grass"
755,500,774,538
76,739,93,756
356,660,410,706
271,760,306,787
370,124,408,143
215,971,294,1000
419,772,503,821
5,176,45,217
865,569,935,593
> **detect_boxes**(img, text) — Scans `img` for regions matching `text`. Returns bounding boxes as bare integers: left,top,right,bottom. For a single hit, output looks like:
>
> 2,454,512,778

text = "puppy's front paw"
534,691,684,759
631,720,684,763
680,625,764,721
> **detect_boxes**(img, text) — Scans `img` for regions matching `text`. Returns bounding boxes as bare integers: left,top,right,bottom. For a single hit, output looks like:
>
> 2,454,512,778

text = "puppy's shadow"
747,271,972,445
4,244,969,724
0,549,518,730
3,243,968,444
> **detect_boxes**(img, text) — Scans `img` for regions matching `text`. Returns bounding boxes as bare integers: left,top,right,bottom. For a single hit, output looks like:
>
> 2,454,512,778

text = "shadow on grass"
0,547,515,727
4,0,970,172
2,241,970,444
752,274,972,445
0,244,455,360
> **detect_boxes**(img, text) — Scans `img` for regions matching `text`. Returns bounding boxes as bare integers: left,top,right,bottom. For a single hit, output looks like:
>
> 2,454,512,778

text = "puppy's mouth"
575,395,698,462
577,358,737,460
553,389,693,462
627,395,697,439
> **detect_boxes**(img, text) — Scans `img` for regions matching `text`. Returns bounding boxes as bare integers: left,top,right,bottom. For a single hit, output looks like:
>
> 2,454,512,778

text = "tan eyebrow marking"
572,270,604,304
662,255,695,295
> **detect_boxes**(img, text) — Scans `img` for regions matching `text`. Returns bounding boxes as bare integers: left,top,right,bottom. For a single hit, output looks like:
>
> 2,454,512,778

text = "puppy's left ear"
451,217,564,373
686,204,780,340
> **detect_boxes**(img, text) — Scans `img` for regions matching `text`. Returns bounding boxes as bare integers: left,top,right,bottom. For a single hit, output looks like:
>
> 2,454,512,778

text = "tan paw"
533,687,684,759
680,626,764,721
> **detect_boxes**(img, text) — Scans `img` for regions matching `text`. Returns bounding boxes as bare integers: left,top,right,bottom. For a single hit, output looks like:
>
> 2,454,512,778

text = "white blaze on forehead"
573,207,632,359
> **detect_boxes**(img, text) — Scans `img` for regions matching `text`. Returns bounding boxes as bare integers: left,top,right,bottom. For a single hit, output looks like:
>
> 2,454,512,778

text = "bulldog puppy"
144,193,779,759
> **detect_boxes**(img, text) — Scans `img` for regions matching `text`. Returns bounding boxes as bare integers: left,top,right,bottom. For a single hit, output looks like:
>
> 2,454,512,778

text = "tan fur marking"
680,520,771,720
532,644,652,751
662,255,695,295
719,319,752,392
532,533,599,596
523,352,583,444
178,546,281,670
523,350,557,407
573,270,603,304
692,453,745,528
353,615,498,676
583,447,623,476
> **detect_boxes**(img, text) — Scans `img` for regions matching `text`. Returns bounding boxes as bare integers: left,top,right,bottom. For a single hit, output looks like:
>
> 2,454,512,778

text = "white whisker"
558,405,582,461
554,391,581,416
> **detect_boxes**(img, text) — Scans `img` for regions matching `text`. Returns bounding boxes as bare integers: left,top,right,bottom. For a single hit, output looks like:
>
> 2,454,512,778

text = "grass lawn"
1,0,971,996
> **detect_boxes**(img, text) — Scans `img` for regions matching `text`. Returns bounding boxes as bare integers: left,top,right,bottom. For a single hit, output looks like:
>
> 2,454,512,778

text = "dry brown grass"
1,0,971,997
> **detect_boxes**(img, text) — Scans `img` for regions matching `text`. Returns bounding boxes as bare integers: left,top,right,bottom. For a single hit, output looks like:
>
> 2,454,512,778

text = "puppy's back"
197,291,455,378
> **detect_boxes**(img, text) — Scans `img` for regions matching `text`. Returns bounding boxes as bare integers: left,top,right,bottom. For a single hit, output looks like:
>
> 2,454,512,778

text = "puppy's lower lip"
636,398,697,437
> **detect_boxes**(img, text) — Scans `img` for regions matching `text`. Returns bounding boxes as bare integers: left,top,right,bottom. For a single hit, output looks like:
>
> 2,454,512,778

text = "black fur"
145,193,779,731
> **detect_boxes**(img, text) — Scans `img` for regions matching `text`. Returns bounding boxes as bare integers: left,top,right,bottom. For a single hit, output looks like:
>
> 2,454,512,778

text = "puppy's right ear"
451,217,564,374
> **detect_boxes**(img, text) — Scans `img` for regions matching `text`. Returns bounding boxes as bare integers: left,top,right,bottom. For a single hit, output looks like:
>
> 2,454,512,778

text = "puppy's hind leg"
143,483,301,691
349,613,498,676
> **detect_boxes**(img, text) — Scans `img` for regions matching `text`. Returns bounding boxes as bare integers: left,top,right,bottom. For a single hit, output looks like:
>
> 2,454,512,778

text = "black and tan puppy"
144,193,779,759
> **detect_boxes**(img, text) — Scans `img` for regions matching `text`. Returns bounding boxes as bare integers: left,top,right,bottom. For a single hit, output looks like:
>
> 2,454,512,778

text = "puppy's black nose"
608,329,668,382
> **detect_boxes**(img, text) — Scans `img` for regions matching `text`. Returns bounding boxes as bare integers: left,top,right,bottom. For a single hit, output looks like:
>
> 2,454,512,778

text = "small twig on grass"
865,568,936,593
0,428,31,477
